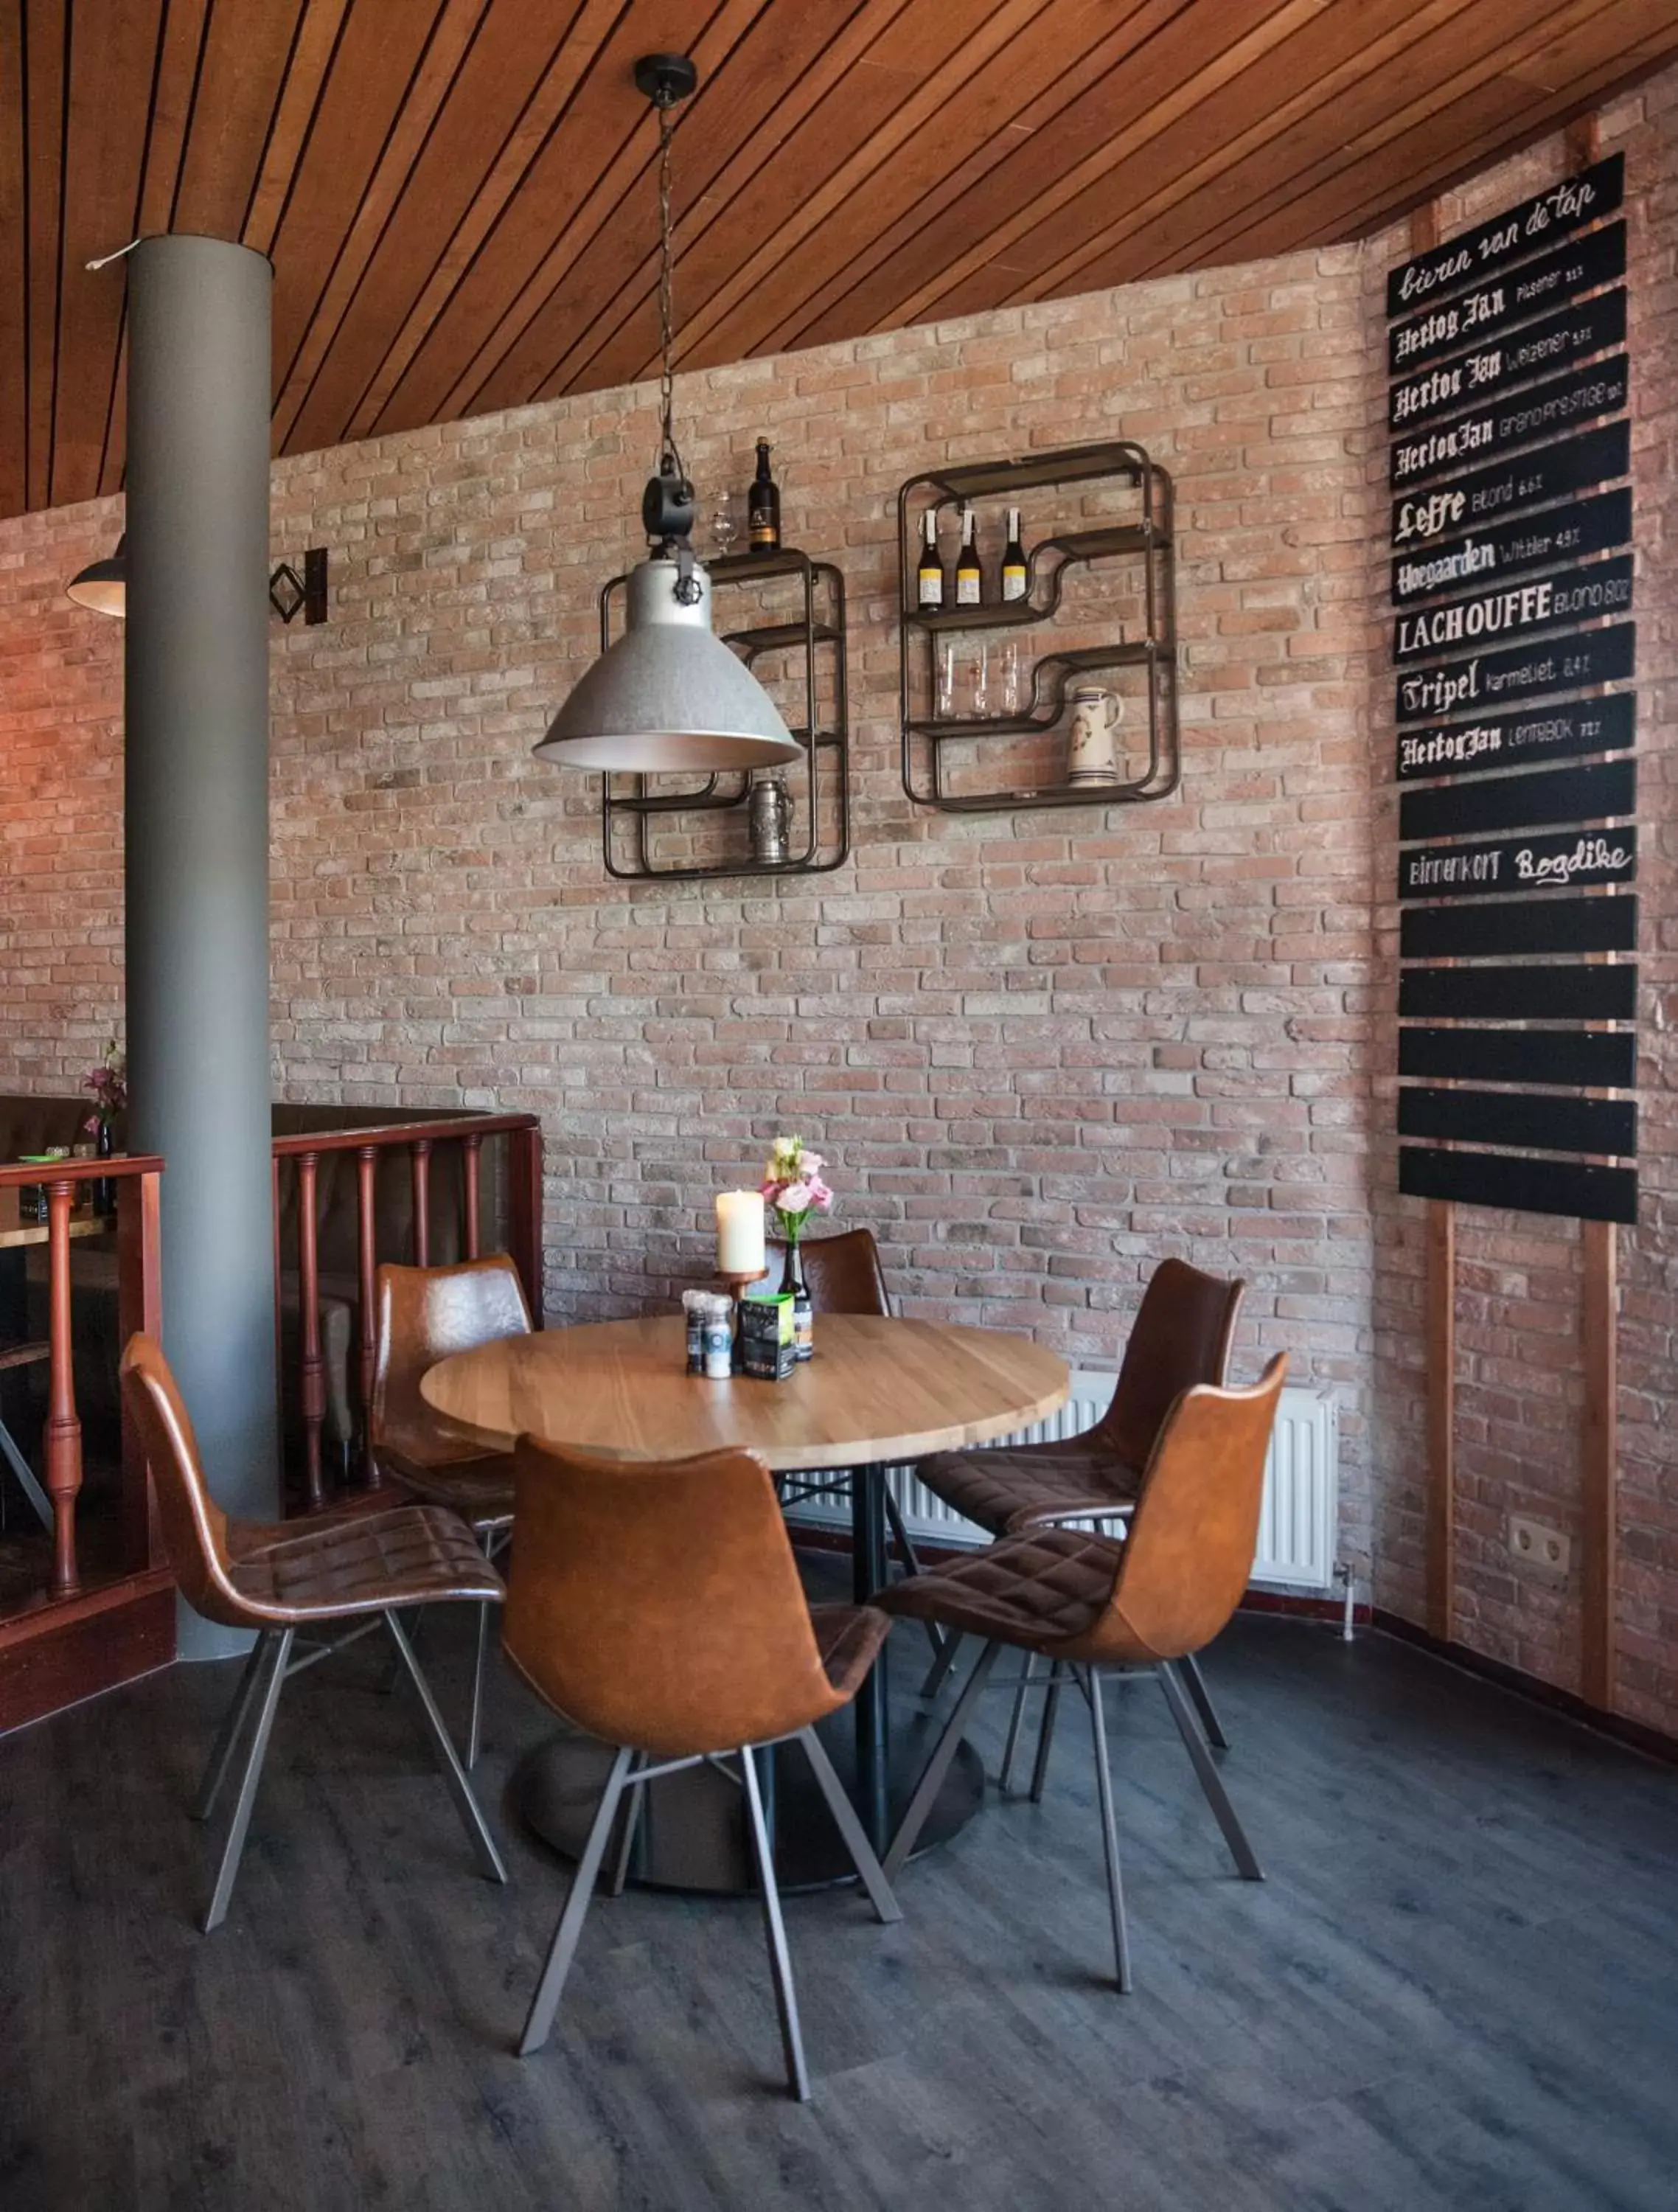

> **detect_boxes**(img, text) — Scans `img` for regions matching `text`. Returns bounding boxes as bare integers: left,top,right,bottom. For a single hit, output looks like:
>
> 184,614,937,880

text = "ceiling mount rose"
633,52,698,110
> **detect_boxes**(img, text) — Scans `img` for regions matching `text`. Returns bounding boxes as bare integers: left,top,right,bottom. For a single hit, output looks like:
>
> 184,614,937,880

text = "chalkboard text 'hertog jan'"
1388,288,1626,431
1388,217,1625,372
1391,420,1629,548
1390,356,1627,490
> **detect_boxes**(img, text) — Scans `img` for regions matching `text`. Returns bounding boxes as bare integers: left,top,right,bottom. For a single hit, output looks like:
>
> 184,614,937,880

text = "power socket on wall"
1508,1514,1571,1579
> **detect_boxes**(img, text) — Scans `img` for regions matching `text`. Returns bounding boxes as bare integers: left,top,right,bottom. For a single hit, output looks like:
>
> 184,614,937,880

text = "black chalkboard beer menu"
1386,153,1637,1225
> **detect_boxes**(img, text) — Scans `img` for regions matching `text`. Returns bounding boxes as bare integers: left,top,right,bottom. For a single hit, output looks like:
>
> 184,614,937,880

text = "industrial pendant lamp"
66,534,127,616
533,55,799,775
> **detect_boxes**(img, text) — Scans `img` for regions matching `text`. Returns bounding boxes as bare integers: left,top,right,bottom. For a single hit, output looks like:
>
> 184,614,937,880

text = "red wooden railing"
270,1113,543,1509
0,1152,164,1603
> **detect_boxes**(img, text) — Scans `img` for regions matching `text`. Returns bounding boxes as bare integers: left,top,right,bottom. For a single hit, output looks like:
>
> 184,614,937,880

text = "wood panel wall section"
2,0,1675,521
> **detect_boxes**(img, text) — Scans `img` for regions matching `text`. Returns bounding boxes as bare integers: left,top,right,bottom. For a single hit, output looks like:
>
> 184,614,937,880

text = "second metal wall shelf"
599,547,849,881
898,439,1179,813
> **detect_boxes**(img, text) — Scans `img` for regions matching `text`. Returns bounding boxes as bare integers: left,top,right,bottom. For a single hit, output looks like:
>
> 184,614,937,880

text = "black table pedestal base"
511,1704,984,1896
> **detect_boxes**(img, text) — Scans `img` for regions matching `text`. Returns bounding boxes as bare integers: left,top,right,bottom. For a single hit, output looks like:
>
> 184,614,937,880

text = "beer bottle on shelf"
748,439,780,549
1000,507,1028,601
955,506,983,606
916,509,946,608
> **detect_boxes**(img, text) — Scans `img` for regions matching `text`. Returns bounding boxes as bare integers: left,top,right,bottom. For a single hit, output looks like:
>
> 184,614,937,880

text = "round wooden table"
422,1315,1069,1893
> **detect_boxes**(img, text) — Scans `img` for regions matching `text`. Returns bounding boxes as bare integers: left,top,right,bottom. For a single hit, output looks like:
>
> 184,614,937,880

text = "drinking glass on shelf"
963,639,989,720
996,639,1023,717
711,490,739,560
935,639,958,721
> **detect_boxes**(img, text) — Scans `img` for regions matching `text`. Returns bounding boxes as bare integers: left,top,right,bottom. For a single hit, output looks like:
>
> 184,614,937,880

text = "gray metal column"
125,235,278,1658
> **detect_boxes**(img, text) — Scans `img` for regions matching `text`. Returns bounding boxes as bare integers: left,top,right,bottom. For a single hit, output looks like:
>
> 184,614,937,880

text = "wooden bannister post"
462,1133,482,1261
44,1180,83,1596
508,1122,545,1325
296,1152,326,1509
355,1145,380,1485
116,1165,164,1569
410,1138,432,1267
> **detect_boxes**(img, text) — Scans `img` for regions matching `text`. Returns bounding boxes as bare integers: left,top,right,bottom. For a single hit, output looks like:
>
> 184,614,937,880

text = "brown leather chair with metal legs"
504,1435,900,2101
119,1334,507,1933
918,1257,1246,1756
371,1256,532,1767
776,1227,930,1610
877,1354,1287,1993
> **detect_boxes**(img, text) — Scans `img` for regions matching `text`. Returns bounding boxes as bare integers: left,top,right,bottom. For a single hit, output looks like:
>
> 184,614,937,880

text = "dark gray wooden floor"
4,1585,1675,2212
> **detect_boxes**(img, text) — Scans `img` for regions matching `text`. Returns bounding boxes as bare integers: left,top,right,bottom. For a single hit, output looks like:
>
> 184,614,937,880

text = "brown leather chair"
795,1226,892,1317
503,1435,899,2099
120,1334,507,1933
918,1257,1245,1756
371,1255,532,1766
876,1354,1287,1993
773,1226,929,1603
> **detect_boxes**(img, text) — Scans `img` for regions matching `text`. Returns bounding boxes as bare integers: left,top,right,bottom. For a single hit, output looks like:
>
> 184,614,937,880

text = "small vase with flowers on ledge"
82,1038,127,1220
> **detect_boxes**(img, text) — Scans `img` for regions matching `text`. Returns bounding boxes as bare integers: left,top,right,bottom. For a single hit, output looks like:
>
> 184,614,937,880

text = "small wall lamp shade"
66,534,128,617
534,556,802,773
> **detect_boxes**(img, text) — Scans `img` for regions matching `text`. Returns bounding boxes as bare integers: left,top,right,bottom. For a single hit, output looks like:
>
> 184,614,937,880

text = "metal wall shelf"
898,439,1179,813
599,548,850,881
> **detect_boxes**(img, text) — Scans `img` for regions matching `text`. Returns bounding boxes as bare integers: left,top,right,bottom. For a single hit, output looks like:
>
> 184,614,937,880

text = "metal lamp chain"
656,102,686,487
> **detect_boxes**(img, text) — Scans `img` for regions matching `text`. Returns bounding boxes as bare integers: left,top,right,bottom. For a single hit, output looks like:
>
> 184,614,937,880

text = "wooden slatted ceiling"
1,0,1674,524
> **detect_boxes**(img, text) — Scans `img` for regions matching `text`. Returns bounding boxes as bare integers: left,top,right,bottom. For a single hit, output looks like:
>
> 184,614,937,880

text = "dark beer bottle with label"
748,439,781,550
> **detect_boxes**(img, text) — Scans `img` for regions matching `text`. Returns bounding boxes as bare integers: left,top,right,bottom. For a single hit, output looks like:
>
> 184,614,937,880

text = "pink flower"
777,1180,812,1214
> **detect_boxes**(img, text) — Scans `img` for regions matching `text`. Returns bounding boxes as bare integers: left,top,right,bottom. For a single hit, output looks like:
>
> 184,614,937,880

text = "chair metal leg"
918,1627,964,1704
518,1745,633,2057
740,1742,811,2101
1084,1666,1132,1992
382,1610,507,1886
880,1479,919,1575
884,1638,1000,1884
796,1726,902,1925
998,1654,1040,1795
1029,1660,1066,1805
1178,1649,1230,1751
192,1634,271,1823
466,1599,492,1771
608,1753,647,1898
201,1628,292,1934
1158,1662,1263,1880
881,1481,944,1660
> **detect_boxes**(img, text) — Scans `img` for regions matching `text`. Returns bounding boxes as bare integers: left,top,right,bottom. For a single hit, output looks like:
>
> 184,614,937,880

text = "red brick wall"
0,70,1673,1730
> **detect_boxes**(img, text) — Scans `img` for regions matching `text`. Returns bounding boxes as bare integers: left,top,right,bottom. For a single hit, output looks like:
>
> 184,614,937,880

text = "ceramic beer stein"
1066,685,1121,786
748,772,792,863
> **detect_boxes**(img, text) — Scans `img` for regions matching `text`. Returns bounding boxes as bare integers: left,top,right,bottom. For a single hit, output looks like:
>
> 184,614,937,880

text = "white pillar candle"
716,1189,766,1275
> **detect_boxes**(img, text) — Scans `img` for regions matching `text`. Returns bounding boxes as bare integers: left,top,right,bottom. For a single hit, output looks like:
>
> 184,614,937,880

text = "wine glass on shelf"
711,489,739,562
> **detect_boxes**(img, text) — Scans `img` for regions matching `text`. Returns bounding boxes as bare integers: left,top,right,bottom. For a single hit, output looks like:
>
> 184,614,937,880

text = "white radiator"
785,1370,1340,1593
